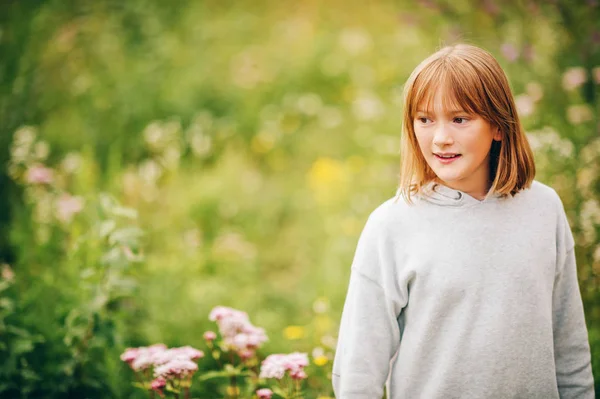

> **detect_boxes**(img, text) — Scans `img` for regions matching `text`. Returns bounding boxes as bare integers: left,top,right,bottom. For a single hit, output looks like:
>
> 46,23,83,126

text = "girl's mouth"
434,154,462,164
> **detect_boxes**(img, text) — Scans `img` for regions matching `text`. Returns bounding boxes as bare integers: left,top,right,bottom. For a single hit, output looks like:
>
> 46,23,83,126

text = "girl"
332,44,595,398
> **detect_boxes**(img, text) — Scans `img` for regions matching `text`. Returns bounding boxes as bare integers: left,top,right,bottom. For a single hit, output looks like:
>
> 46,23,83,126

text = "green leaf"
111,206,138,219
0,280,11,293
272,386,288,398
197,368,251,381
197,370,232,381
12,338,34,355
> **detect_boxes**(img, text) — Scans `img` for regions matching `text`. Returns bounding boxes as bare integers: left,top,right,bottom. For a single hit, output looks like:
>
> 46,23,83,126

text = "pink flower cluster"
209,306,268,358
120,343,204,394
121,343,168,371
25,164,54,185
259,352,309,380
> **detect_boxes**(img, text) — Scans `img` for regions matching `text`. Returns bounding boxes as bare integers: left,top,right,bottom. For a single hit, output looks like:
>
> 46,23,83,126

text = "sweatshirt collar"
418,181,502,207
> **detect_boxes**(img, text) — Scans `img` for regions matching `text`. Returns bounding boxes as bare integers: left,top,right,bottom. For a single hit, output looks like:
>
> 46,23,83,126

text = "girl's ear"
493,127,502,141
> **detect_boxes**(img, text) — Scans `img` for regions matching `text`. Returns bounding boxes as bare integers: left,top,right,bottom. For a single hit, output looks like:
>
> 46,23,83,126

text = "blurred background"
1,0,599,397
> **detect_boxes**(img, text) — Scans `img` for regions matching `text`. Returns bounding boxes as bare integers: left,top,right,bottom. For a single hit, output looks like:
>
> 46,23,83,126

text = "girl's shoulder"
358,191,417,237
514,180,567,211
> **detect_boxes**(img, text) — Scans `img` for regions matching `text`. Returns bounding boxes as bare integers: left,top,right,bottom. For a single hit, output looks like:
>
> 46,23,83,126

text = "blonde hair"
398,43,535,203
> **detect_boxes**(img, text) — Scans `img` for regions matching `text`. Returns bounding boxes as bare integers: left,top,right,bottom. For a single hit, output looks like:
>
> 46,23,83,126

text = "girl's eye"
417,117,430,123
454,117,468,124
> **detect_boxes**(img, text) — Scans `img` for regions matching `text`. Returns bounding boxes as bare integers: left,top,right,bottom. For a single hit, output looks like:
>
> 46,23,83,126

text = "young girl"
332,44,595,398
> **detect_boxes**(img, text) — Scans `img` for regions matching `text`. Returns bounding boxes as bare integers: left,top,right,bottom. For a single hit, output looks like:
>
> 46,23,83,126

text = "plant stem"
231,375,238,399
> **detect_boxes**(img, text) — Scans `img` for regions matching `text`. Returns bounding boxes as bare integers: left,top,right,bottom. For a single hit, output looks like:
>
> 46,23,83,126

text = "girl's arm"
332,207,405,398
553,209,595,398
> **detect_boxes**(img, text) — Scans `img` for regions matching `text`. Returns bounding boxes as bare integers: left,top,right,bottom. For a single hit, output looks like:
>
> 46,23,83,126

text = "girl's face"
413,87,502,199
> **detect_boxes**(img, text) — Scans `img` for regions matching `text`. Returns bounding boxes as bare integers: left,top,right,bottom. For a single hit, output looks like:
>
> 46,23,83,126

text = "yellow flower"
306,157,349,205
314,355,329,366
317,396,334,399
283,325,305,340
226,386,240,396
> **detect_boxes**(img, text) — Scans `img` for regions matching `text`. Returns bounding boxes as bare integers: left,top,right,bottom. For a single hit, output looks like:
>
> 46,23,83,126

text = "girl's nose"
432,124,454,146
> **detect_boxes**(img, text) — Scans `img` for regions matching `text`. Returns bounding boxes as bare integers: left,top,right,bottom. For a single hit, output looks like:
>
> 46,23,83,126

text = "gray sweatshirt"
332,180,594,398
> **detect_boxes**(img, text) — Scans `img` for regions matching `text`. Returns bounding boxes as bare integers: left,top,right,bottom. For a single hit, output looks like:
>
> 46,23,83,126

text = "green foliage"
0,0,599,397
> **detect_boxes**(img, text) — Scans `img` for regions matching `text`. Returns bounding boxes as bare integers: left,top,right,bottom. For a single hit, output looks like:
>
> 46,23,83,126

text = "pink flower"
175,345,204,360
154,358,198,379
151,346,204,365
256,388,273,399
259,354,287,379
25,164,54,185
259,352,309,380
120,348,139,364
151,377,166,397
120,343,167,371
209,306,248,322
238,349,255,360
151,377,166,389
209,306,269,356
290,369,307,380
203,331,217,341
56,193,84,223
500,43,519,62
285,352,309,369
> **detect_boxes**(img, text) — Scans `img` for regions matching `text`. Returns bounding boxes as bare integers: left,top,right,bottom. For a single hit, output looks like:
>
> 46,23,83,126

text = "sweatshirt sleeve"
332,206,405,399
552,208,595,398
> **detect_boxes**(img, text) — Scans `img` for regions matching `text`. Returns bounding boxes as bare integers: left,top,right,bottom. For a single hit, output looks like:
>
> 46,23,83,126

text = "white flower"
567,104,593,125
525,82,544,102
514,94,534,117
562,67,587,91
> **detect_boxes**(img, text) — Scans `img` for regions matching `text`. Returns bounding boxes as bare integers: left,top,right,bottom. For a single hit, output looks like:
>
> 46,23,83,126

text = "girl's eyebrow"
415,109,469,115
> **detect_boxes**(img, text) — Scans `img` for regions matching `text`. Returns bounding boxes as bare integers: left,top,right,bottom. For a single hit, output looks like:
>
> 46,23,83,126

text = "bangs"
408,59,489,119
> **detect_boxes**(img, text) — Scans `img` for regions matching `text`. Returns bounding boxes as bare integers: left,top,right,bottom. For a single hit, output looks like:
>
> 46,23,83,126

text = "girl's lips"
434,154,462,164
